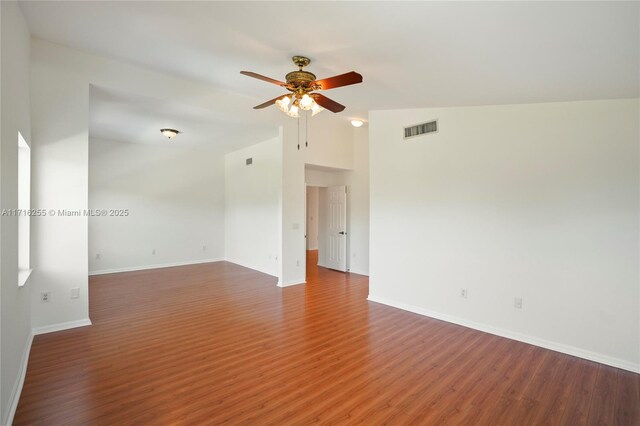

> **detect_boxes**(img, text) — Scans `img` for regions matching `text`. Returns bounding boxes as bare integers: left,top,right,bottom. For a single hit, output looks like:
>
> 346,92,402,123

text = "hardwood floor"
14,251,639,425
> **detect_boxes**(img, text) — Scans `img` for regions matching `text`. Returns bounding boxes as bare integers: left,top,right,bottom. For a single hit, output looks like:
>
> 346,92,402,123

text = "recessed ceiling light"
160,128,180,139
351,120,364,128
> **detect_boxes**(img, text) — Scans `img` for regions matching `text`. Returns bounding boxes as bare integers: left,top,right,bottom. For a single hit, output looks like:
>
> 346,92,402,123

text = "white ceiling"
89,86,278,150
21,1,639,145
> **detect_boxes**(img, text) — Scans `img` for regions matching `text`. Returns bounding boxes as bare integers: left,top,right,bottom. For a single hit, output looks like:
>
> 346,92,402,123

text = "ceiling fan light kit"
240,56,363,118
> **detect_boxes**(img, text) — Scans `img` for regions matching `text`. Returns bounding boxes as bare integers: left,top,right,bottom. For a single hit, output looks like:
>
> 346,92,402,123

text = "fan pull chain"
297,115,300,150
305,113,308,148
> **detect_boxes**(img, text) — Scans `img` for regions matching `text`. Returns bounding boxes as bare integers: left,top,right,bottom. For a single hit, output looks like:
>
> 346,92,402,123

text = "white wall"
30,40,90,329
89,138,224,274
225,136,282,277
306,186,319,250
29,39,265,330
0,2,32,423
369,99,640,371
305,169,337,187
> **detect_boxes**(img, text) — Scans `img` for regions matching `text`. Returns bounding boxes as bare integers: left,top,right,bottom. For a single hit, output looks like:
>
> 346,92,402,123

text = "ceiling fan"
240,56,363,118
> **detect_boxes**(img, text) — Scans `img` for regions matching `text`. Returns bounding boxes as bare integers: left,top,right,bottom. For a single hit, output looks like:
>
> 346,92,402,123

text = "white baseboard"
278,280,306,287
348,268,369,276
32,318,92,336
317,262,358,275
367,295,640,374
89,258,224,276
4,332,33,426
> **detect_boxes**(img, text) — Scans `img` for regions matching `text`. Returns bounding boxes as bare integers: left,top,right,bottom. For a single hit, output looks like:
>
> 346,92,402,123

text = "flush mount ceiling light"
241,56,363,118
160,128,180,139
351,120,364,128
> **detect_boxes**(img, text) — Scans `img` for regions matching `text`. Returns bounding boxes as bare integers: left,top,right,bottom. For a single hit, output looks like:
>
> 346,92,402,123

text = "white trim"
32,318,92,336
4,332,33,426
367,294,640,374
17,268,32,287
89,258,224,276
348,268,369,276
278,280,306,288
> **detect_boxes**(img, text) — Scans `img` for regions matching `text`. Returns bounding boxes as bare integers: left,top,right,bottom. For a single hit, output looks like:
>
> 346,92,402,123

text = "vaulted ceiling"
20,1,640,145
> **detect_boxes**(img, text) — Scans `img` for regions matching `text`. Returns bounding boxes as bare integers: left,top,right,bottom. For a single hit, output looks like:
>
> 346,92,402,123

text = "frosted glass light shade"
160,128,180,138
287,104,300,118
275,96,291,112
311,103,324,116
299,94,314,110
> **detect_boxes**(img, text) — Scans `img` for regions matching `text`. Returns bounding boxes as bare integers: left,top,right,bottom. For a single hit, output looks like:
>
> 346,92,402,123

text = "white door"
326,185,347,272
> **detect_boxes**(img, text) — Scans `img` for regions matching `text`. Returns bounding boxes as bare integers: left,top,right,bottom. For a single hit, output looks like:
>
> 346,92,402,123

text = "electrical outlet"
202,245,207,252
514,297,523,309
96,253,101,260
460,288,468,298
41,292,50,303
296,259,300,266
152,249,156,255
70,288,80,299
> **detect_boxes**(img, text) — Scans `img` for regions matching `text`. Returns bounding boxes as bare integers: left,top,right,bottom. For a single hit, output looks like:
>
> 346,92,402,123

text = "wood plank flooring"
14,251,640,425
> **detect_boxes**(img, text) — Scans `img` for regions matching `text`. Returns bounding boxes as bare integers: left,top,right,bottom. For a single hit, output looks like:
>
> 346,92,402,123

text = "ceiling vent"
404,120,438,139
246,158,253,165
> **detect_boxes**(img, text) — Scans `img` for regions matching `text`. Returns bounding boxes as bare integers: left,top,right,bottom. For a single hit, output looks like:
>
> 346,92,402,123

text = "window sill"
18,268,33,287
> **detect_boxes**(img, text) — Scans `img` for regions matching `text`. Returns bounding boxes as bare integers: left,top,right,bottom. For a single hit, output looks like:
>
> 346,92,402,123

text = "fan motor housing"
285,70,316,88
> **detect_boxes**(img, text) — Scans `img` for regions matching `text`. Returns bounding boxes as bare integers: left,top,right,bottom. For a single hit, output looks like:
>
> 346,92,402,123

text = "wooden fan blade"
240,71,287,87
311,93,345,113
313,71,363,91
254,94,288,109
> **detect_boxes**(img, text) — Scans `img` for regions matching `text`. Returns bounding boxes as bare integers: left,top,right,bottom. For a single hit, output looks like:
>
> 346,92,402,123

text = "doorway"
305,182,349,280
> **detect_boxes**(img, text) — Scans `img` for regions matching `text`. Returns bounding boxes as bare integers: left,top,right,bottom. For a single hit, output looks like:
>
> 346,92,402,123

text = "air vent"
404,120,438,139
246,158,253,165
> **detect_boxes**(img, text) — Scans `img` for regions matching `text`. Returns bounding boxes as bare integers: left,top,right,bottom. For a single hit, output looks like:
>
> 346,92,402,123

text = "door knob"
339,231,346,235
